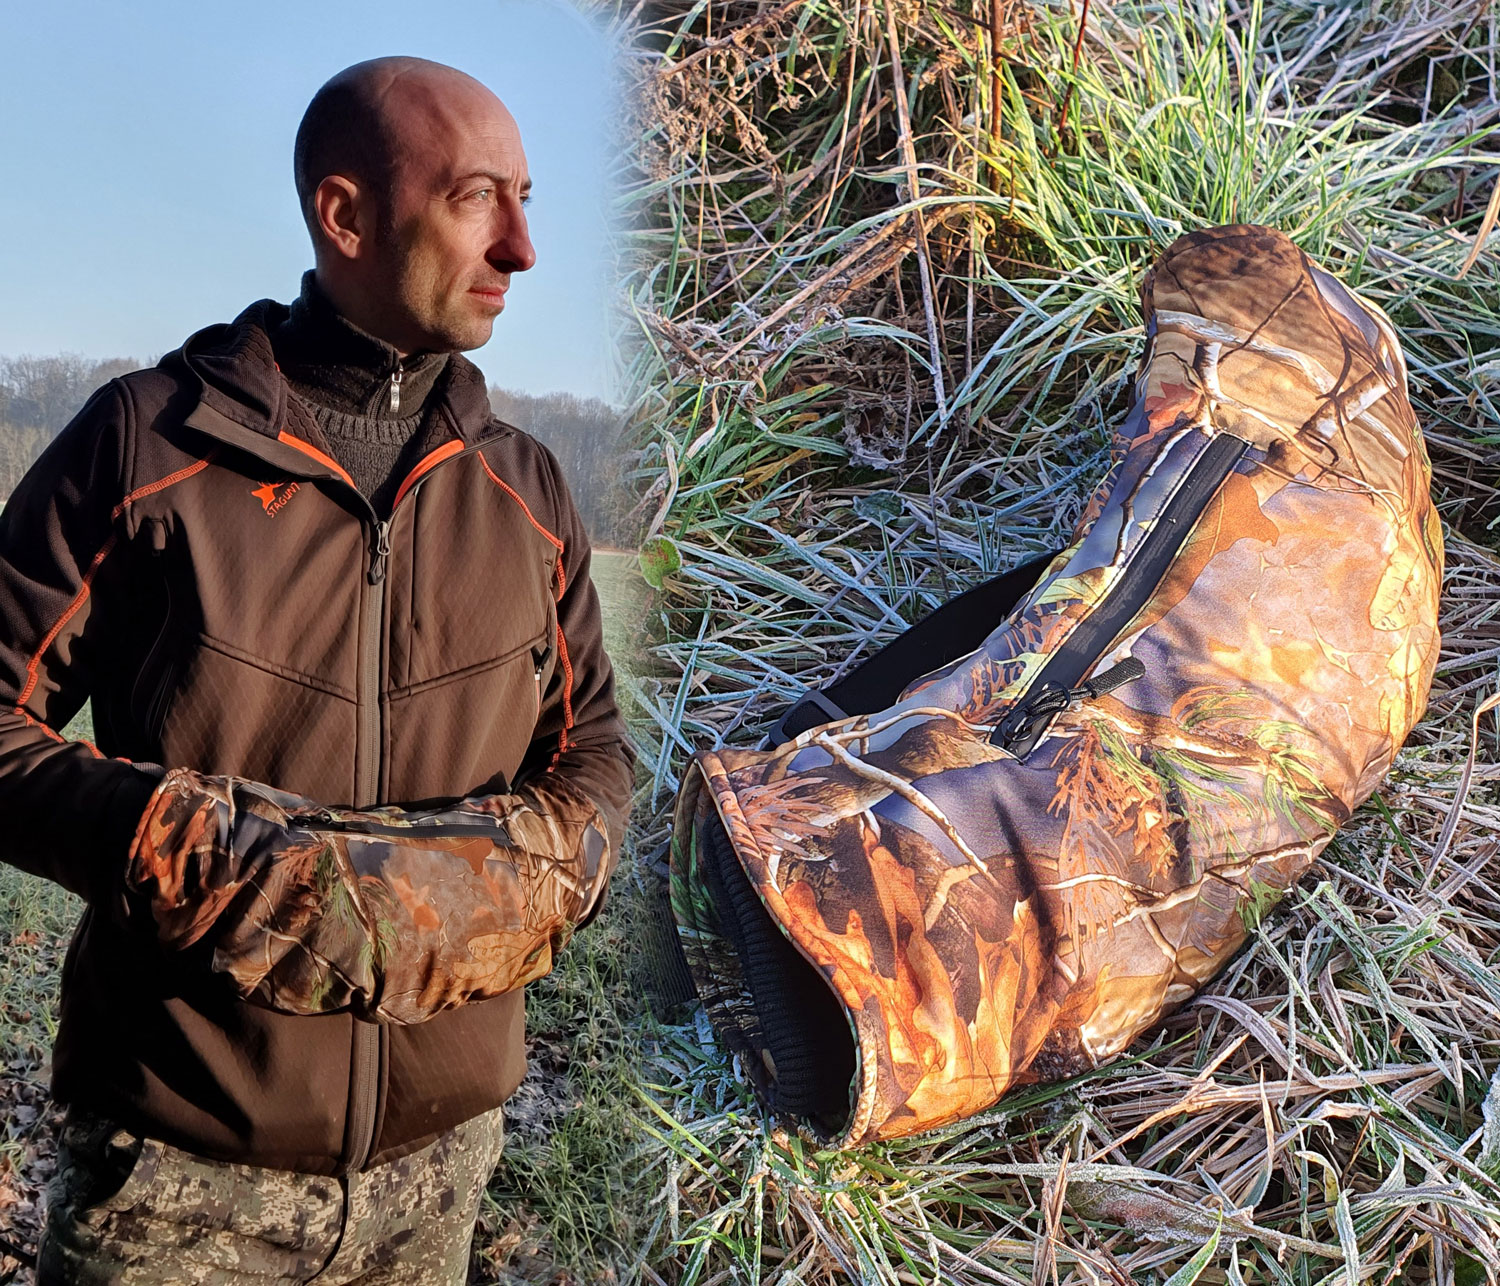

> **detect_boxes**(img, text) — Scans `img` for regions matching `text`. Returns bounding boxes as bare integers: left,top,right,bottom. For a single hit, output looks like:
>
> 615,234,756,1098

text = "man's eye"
468,188,493,202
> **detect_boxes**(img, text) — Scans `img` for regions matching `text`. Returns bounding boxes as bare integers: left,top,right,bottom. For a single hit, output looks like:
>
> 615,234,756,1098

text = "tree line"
0,354,634,548
487,386,634,550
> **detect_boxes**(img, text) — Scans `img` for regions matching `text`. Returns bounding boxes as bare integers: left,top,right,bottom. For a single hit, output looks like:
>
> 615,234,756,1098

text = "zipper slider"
368,519,392,584
989,657,1145,751
388,366,404,414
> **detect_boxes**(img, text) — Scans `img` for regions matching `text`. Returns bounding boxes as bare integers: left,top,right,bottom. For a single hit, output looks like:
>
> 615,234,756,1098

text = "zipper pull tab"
1075,656,1145,699
368,520,391,584
989,656,1145,751
532,644,548,721
388,366,404,414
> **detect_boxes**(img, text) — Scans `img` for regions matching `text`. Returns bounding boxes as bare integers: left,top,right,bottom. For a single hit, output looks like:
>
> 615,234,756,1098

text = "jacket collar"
273,271,450,419
164,293,511,486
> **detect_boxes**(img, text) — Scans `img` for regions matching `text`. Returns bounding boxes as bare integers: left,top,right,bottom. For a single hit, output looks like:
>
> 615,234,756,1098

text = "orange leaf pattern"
669,226,1442,1148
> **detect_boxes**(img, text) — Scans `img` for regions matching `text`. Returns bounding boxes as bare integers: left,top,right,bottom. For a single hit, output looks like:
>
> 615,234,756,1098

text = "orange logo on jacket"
252,480,300,516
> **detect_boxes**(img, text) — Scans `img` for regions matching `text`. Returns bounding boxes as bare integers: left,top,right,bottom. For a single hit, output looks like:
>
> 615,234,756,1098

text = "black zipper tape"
993,433,1249,756
295,812,515,845
143,654,179,742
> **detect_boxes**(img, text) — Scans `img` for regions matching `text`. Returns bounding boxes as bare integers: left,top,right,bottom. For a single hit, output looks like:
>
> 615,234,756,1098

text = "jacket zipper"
343,459,455,1174
131,526,174,734
134,593,176,737
991,432,1248,757
143,653,179,742
343,499,387,1175
532,643,549,725
183,395,520,1175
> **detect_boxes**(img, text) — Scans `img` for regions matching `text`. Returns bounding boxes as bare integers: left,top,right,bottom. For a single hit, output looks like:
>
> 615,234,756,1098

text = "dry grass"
608,0,1500,1280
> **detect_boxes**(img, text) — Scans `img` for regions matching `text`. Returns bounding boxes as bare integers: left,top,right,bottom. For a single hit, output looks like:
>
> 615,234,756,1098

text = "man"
2,56,634,1283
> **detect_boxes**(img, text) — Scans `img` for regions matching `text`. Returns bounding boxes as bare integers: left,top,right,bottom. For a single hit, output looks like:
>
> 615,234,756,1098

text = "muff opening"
695,809,857,1138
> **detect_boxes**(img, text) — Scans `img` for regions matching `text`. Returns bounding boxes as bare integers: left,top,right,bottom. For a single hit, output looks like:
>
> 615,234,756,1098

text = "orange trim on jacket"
276,430,356,490
19,451,222,762
392,438,466,510
477,452,574,758
111,451,219,520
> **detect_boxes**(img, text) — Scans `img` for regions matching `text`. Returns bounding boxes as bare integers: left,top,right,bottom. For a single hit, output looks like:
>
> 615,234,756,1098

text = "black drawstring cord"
991,656,1146,749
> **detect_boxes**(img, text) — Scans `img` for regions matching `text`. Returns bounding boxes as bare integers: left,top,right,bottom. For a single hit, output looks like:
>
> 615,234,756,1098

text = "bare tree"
0,353,143,499
489,387,631,548
0,359,634,550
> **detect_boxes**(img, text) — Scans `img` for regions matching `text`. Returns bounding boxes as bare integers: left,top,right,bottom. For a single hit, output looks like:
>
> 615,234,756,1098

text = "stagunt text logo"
252,480,301,516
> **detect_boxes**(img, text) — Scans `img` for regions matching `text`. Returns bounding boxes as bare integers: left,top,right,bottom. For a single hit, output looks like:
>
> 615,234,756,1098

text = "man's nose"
490,208,536,274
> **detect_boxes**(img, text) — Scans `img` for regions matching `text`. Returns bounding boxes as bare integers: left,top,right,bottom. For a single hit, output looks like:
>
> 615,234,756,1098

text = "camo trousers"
35,1102,506,1284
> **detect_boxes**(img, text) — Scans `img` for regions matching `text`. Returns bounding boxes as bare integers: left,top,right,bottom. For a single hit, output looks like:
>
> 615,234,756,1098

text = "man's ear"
311,175,367,261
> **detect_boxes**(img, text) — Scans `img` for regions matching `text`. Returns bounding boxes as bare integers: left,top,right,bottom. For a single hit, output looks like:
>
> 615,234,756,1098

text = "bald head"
293,57,500,234
289,57,536,354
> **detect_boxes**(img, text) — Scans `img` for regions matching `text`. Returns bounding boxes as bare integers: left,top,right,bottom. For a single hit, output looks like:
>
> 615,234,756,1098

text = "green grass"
475,544,655,1282
595,548,649,705
613,0,1500,1280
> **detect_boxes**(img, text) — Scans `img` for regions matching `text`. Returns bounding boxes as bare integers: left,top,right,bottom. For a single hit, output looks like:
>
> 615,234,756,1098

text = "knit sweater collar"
271,270,450,419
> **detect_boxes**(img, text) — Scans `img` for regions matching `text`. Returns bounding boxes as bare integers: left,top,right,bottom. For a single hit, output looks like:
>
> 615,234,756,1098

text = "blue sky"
0,0,623,402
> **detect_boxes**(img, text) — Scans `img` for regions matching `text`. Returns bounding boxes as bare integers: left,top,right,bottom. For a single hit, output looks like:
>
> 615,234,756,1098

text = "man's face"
367,77,537,354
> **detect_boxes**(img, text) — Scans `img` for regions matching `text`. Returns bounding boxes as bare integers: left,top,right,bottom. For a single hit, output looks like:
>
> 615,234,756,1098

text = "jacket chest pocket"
386,615,558,801
400,522,558,690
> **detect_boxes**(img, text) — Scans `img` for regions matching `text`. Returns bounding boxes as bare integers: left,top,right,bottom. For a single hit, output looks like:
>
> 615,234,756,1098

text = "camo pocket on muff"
668,223,1444,1148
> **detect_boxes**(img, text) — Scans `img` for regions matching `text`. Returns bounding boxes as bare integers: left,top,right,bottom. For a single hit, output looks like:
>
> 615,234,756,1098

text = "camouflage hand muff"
125,767,611,1024
668,225,1443,1148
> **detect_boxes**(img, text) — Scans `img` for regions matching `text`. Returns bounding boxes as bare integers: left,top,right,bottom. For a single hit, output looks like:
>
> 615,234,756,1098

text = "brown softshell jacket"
0,298,636,1175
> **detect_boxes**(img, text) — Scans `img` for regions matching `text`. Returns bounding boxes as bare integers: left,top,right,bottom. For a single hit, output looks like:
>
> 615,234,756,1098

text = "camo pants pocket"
36,1104,507,1285
49,1109,168,1226
37,1107,344,1284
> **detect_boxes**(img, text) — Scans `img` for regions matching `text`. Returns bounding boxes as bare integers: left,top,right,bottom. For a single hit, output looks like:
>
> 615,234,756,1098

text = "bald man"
9,57,635,1284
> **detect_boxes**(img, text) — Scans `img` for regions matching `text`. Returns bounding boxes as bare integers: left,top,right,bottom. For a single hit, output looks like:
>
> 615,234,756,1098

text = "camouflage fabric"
36,1102,505,1284
122,767,611,1024
669,224,1443,1147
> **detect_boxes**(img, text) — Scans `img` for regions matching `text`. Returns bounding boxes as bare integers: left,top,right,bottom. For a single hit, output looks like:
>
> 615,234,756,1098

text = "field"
612,0,1500,1282
4,0,1500,1280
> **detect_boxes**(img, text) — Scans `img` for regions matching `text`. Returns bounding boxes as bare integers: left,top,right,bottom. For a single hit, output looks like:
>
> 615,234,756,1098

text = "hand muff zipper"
293,808,515,846
992,431,1248,757
992,657,1147,752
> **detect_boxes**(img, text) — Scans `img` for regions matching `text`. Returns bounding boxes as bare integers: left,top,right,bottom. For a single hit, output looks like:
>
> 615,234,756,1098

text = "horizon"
0,0,624,403
0,350,625,413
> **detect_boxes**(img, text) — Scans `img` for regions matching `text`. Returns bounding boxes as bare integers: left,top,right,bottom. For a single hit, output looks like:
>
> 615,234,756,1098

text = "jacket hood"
158,297,503,449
